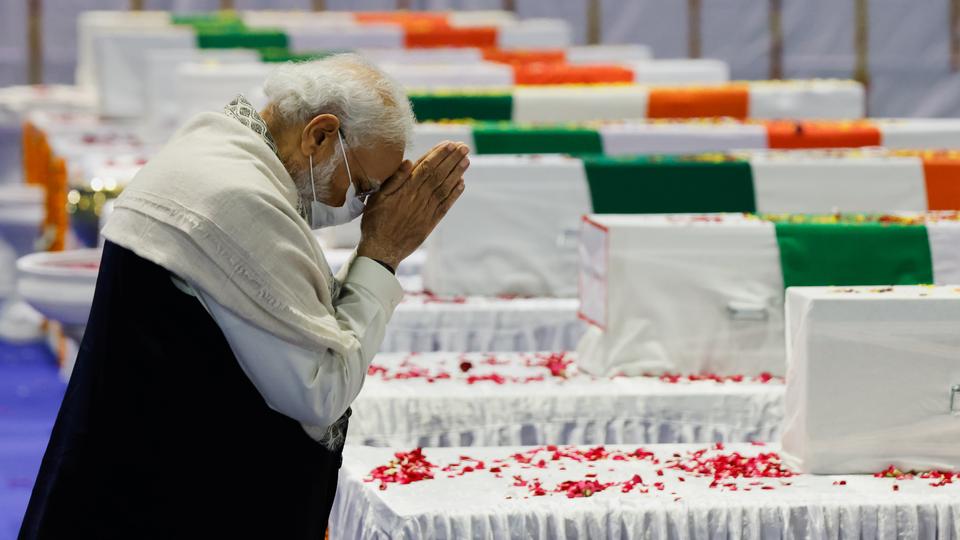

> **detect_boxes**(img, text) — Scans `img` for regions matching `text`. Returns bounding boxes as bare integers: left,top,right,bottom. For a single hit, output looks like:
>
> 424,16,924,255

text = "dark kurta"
19,241,345,539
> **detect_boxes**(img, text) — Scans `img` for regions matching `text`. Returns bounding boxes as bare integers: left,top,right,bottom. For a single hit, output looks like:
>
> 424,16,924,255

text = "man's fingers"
412,141,469,187
435,179,466,219
415,142,458,178
429,145,469,187
415,140,453,167
432,162,467,205
378,160,413,197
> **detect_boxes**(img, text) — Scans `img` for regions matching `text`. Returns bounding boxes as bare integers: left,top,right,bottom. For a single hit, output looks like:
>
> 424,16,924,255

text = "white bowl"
17,249,99,326
0,208,43,257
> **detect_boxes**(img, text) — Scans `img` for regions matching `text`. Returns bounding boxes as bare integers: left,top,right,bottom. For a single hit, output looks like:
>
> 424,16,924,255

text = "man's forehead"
356,143,404,181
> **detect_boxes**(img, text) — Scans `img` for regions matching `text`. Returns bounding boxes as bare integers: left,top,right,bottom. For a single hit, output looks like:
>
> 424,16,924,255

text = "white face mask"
309,130,366,229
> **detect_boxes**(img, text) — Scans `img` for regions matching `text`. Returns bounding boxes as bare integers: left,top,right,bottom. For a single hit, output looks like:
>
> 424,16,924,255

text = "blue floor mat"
0,342,64,540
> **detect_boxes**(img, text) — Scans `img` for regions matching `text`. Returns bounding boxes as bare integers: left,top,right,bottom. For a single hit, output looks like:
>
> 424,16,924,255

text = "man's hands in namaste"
357,141,470,270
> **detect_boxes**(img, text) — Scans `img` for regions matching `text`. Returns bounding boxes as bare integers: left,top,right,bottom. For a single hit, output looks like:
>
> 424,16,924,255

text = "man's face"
326,139,404,207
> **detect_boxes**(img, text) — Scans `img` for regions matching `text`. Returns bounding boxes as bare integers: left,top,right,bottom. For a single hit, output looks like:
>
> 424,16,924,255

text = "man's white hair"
262,53,414,150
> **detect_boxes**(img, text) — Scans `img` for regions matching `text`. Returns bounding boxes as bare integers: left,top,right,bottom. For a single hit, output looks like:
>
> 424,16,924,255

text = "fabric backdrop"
3,1,960,117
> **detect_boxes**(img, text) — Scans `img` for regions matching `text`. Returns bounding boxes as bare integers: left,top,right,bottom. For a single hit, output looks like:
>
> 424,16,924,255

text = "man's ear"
299,114,341,158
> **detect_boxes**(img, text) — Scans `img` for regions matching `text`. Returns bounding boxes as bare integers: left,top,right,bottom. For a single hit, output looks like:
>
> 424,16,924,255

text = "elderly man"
20,55,468,539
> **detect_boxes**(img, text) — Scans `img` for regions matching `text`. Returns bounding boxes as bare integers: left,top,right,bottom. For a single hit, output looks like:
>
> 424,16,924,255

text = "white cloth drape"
332,443,960,540
348,352,784,448
383,297,583,353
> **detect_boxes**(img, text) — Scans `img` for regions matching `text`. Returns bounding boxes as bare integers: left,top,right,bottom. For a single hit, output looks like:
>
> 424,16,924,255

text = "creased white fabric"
747,80,865,119
422,155,591,298
331,443,960,540
598,122,767,156
191,256,403,444
287,24,404,52
577,214,785,378
348,352,784,448
94,28,194,118
410,123,476,164
381,62,514,89
782,286,960,474
102,111,357,358
928,221,960,284
749,153,928,213
627,59,730,85
513,86,649,123
565,45,652,64
879,119,960,148
495,19,572,48
384,297,583,353
173,63,273,125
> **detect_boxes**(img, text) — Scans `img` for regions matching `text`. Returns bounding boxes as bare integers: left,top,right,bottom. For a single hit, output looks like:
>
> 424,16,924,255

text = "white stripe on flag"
411,123,476,160
927,221,960,284
879,119,960,149
566,45,652,64
627,59,730,85
496,20,571,48
598,122,766,156
750,155,927,213
286,25,403,52
513,86,649,123
747,81,865,119
421,155,591,297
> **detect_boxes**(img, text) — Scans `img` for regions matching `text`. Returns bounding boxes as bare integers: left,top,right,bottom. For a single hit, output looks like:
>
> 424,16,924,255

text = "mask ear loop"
309,154,317,203
337,130,353,193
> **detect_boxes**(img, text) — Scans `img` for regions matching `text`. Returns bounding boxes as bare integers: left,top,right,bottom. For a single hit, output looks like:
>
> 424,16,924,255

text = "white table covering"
383,296,583,353
332,443,960,540
349,352,784,448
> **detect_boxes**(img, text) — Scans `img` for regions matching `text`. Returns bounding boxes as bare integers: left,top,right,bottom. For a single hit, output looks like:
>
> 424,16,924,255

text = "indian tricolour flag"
576,213,960,379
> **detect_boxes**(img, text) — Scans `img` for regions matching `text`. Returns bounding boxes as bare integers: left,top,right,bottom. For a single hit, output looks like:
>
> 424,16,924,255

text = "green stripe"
582,156,756,214
472,123,602,154
408,94,513,122
775,222,934,288
258,48,339,63
171,12,241,27
196,28,288,50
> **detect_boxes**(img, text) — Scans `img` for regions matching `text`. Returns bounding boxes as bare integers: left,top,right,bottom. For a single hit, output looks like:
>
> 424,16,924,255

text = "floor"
0,341,64,540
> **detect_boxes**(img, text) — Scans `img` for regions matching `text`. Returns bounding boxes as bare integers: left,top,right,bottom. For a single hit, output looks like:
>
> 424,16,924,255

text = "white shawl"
102,112,358,357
